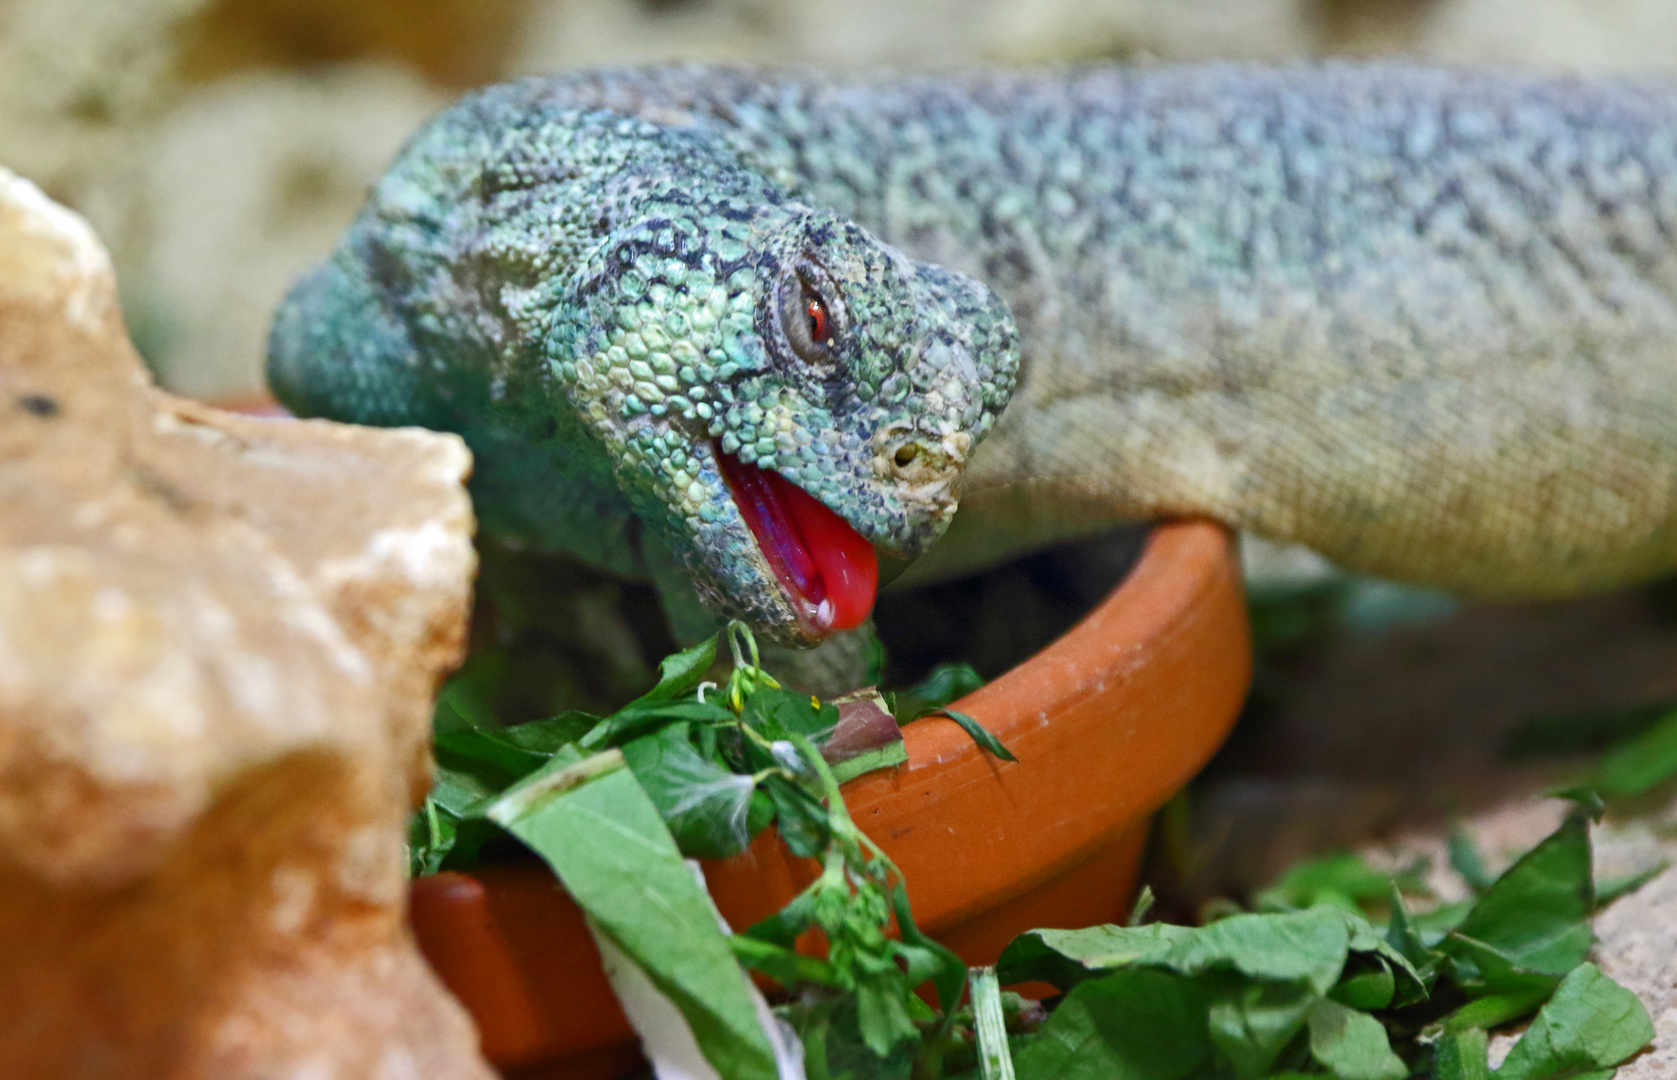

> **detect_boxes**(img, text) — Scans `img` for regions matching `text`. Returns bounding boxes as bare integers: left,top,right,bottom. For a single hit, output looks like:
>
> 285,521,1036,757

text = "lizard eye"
780,262,842,366
806,291,829,345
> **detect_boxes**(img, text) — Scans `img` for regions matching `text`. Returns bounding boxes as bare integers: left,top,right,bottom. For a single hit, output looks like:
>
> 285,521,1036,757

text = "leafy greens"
409,628,1658,1080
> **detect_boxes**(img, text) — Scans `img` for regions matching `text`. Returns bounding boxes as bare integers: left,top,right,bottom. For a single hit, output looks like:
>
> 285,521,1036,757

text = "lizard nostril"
877,428,963,487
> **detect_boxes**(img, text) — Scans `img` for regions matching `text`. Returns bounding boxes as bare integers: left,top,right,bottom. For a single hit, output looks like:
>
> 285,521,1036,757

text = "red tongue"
715,450,878,632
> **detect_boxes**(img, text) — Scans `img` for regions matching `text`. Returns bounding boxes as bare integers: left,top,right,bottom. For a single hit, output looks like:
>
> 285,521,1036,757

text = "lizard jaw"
714,443,878,638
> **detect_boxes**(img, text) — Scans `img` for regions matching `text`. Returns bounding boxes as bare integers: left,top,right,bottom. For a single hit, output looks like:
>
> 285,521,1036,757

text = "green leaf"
427,753,507,816
1381,885,1435,979
1383,887,1438,999
828,740,909,785
1495,963,1654,1080
864,630,887,686
1328,908,1428,1005
1437,985,1554,1032
499,710,603,751
1207,979,1318,1078
1450,825,1495,894
744,882,821,954
485,750,781,1080
1409,899,1475,944
1009,968,1211,1080
780,995,840,1080
893,663,985,722
997,923,1196,990
1130,885,1157,926
407,797,457,877
1329,958,1395,1010
813,994,918,1080
856,974,921,1058
1432,1027,1491,1080
412,713,602,875
432,727,544,777
1439,934,1561,999
888,882,968,1018
729,935,844,988
936,708,1018,763
1305,998,1407,1080
1594,708,1677,798
644,633,720,703
1155,910,1352,995
1255,852,1427,913
1553,786,1608,820
1596,860,1669,907
762,774,831,858
622,723,767,859
433,711,597,777
743,686,840,742
432,676,500,732
999,909,1363,997
578,697,738,752
1449,813,1595,975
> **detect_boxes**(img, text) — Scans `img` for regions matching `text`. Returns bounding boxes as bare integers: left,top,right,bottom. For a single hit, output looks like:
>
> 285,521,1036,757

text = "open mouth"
715,445,878,636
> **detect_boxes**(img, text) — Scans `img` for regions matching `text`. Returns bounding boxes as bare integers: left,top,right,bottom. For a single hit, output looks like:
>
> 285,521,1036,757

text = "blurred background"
9,0,1677,401
5,0,1677,903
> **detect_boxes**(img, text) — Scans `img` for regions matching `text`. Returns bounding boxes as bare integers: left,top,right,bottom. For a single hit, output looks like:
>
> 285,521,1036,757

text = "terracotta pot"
408,518,1251,1077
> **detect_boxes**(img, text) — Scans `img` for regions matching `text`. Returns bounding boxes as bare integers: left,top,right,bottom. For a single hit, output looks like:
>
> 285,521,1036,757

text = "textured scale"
270,64,1677,643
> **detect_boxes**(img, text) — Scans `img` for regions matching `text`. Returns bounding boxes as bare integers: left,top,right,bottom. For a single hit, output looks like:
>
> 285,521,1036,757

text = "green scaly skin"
270,64,1677,647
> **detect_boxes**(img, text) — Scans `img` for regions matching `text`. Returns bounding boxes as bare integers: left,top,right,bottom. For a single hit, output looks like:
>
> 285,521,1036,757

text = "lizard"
268,63,1677,653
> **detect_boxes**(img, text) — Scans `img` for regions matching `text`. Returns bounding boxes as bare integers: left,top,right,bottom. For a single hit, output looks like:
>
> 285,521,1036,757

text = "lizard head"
558,203,1019,646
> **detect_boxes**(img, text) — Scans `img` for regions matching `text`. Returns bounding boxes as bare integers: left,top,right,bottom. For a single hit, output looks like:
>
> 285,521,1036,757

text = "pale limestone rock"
0,166,492,1079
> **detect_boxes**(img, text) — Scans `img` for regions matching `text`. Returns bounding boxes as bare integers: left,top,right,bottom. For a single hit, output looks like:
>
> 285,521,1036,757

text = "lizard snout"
864,324,994,541
874,422,971,530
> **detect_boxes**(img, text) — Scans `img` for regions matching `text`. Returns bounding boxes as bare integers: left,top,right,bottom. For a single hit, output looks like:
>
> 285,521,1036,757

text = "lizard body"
270,64,1677,644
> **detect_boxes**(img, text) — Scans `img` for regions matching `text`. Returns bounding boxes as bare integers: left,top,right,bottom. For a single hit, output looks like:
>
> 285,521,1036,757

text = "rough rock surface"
0,166,492,1078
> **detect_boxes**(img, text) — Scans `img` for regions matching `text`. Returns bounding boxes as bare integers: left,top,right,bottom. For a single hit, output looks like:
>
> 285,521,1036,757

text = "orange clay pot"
407,518,1252,1078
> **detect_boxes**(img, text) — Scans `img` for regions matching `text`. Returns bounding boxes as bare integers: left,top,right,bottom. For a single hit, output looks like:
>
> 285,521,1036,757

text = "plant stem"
971,966,1015,1080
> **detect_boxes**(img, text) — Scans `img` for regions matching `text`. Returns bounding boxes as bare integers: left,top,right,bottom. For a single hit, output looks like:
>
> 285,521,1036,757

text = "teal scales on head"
269,65,1677,647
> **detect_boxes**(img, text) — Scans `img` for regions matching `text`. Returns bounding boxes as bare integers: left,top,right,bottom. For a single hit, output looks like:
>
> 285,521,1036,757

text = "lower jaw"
779,589,832,643
712,444,878,640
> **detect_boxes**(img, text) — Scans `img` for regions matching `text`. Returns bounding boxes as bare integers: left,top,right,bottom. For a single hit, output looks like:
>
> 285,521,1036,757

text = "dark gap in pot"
872,524,1151,686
